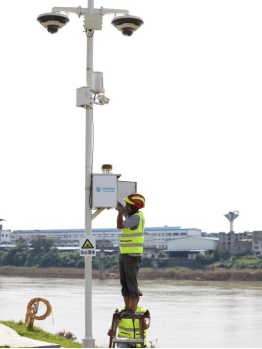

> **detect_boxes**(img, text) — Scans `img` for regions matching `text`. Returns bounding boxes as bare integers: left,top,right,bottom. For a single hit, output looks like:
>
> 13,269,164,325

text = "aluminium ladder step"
112,338,144,344
110,312,145,348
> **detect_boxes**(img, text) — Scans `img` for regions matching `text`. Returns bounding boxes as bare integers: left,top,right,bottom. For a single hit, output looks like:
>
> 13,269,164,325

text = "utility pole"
37,2,143,347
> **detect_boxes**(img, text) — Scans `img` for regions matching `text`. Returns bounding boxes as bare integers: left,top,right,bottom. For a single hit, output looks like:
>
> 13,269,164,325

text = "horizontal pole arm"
100,8,129,16
52,6,86,15
51,6,129,16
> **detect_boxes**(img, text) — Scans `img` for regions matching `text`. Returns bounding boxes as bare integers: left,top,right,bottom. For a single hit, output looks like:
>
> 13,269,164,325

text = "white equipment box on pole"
92,174,137,209
92,174,118,209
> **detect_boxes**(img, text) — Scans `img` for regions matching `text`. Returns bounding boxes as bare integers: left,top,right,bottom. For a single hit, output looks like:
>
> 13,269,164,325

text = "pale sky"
0,0,262,233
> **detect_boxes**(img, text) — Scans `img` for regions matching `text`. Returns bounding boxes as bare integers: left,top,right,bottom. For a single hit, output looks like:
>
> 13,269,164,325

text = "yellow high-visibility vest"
119,211,145,254
117,305,147,348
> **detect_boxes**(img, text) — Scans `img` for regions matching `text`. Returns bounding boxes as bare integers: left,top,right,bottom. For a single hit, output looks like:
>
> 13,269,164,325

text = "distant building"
0,230,12,244
10,226,201,251
5,226,262,258
216,232,252,254
164,236,219,259
253,231,262,256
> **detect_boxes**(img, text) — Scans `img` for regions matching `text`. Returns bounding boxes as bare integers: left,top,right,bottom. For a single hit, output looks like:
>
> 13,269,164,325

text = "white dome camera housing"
37,12,70,34
111,15,144,36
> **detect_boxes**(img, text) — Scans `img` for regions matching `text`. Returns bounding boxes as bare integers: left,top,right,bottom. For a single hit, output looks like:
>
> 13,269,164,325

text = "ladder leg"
109,314,116,348
139,318,145,348
113,314,117,348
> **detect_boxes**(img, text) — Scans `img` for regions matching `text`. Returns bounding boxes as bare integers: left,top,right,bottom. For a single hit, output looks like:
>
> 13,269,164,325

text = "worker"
108,289,150,348
116,194,145,318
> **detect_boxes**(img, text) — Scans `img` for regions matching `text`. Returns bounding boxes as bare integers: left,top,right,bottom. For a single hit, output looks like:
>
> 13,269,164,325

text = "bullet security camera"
111,15,144,36
37,13,70,34
97,95,110,105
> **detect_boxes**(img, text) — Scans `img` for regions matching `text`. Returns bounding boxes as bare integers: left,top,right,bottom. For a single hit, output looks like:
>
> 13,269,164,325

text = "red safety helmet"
124,194,145,209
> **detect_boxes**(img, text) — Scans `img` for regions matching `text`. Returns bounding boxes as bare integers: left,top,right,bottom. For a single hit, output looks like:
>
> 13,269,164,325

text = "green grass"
0,320,81,348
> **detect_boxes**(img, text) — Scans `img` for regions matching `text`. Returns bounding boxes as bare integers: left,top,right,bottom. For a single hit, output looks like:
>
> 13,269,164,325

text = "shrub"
105,255,118,269
56,330,77,342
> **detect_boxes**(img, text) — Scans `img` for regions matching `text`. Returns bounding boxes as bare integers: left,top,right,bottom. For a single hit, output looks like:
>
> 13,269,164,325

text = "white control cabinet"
92,174,118,209
92,174,137,209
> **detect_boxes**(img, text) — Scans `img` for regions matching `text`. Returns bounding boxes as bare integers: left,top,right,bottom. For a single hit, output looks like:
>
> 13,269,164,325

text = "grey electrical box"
76,87,91,107
84,14,103,30
118,181,137,206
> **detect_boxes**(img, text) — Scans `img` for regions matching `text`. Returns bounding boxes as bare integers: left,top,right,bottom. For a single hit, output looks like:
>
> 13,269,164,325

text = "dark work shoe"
120,309,135,318
115,308,127,314
114,308,127,319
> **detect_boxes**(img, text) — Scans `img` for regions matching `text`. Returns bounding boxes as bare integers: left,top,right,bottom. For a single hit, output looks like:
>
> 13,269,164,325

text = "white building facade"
166,236,219,259
10,226,201,250
0,230,12,244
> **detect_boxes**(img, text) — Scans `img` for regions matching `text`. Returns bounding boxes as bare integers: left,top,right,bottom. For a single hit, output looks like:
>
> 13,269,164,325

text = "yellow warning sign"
79,237,96,257
82,239,94,249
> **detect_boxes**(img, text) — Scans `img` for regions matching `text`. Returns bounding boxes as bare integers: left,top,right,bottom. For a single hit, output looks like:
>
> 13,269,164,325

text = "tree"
105,255,118,269
39,249,61,268
31,237,54,254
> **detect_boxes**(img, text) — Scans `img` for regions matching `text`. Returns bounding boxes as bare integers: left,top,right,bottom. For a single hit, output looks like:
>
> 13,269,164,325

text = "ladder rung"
112,338,144,344
127,312,145,319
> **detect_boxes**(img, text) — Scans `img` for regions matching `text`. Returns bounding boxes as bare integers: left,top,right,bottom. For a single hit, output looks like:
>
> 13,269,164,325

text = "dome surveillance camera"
111,15,143,36
37,12,69,34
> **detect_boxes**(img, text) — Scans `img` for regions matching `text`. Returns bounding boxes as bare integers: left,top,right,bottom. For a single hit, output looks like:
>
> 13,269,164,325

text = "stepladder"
109,312,145,348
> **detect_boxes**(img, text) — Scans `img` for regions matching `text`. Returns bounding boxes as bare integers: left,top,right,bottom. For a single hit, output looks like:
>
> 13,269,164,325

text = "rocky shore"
1,266,262,281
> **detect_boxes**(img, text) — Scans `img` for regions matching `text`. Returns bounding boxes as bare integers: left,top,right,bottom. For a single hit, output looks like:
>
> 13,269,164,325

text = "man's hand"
116,202,122,212
117,202,124,229
142,318,150,330
107,328,115,337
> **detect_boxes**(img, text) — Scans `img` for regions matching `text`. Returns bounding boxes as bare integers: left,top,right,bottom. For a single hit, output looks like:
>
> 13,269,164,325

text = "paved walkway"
0,323,60,348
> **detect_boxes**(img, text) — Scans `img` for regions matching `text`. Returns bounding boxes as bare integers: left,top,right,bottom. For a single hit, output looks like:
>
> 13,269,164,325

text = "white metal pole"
82,0,95,347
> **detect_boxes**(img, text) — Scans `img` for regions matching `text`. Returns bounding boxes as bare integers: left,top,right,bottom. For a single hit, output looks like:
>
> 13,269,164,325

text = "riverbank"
1,266,262,281
0,320,81,348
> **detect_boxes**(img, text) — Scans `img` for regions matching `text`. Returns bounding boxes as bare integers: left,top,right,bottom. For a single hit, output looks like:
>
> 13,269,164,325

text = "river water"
0,276,262,348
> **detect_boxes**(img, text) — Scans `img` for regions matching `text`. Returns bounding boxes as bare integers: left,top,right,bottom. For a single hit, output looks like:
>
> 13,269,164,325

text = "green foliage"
218,255,262,269
0,238,119,270
39,249,61,268
91,255,118,270
105,255,118,269
31,237,54,254
0,320,81,348
0,243,29,266
196,250,231,265
92,256,100,270
195,250,262,269
0,250,8,265
236,249,253,257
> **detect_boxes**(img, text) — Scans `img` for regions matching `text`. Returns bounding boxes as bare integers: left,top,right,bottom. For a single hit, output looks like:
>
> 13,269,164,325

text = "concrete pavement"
0,323,60,348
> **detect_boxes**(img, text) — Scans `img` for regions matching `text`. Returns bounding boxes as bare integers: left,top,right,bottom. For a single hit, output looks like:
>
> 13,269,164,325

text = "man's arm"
116,202,140,230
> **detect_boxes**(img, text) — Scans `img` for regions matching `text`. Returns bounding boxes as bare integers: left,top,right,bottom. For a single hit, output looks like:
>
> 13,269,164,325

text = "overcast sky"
0,0,262,233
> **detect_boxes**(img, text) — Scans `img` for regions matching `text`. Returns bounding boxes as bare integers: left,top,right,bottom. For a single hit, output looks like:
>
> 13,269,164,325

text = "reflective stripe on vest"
119,211,145,254
117,305,147,348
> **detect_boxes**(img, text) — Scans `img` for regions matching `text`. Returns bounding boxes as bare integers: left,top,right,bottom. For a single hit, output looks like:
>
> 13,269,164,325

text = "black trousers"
119,254,142,299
